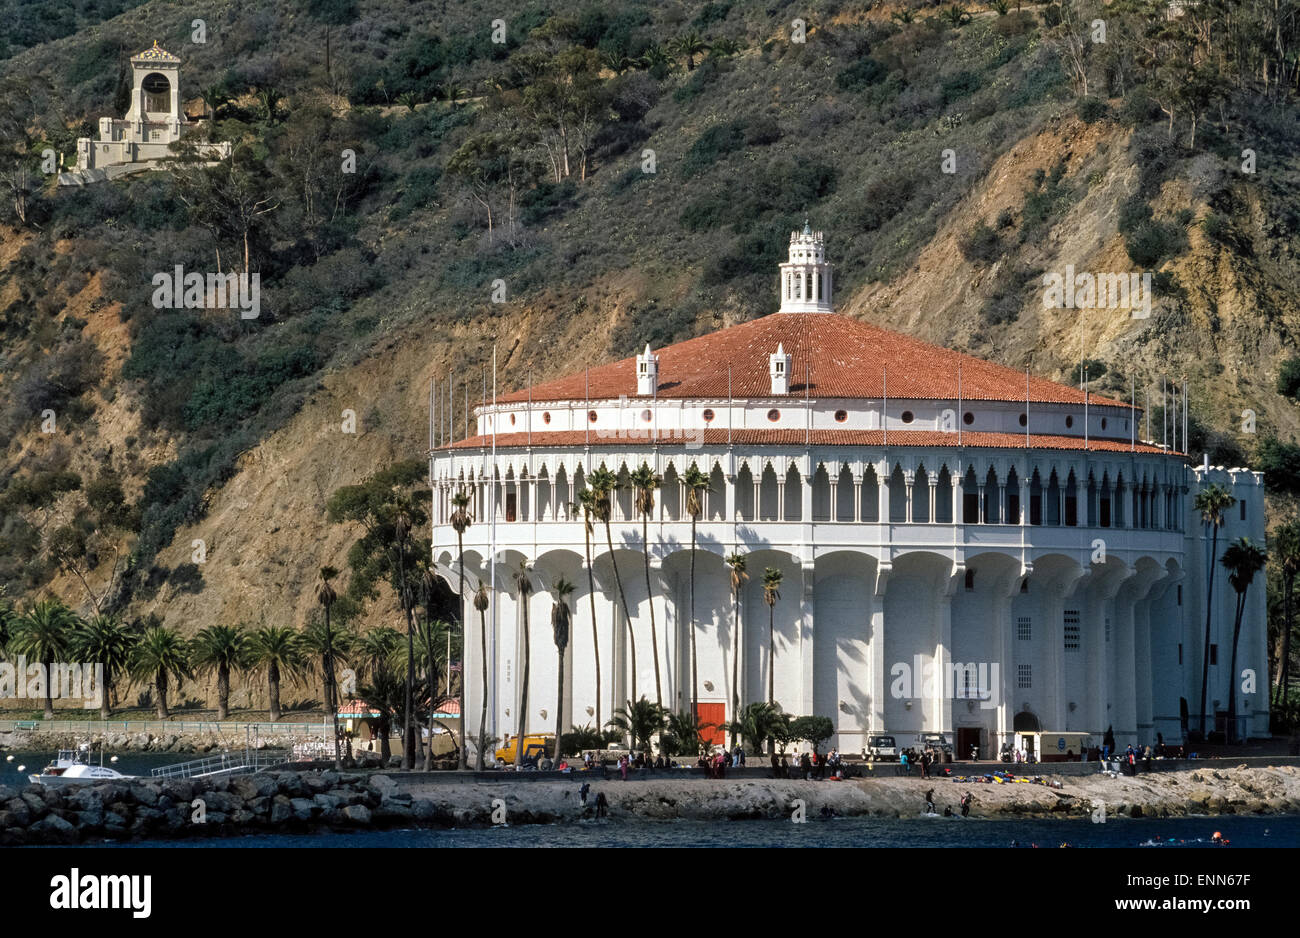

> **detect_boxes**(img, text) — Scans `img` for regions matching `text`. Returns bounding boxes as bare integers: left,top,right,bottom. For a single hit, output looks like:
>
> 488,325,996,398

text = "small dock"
150,749,291,779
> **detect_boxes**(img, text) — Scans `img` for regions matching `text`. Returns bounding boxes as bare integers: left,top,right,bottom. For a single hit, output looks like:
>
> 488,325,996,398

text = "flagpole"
1130,374,1135,452
882,366,888,447
956,365,961,447
1162,377,1167,451
727,367,733,447
1083,364,1089,451
585,367,590,447
804,361,810,447
490,344,497,737
1025,366,1031,449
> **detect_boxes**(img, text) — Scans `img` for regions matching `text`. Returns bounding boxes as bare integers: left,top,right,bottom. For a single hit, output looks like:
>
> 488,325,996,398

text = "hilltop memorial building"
429,228,1267,757
64,41,229,184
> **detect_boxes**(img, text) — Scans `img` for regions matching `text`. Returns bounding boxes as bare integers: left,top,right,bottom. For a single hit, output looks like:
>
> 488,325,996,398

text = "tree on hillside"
1195,483,1236,738
129,625,192,720
72,613,135,720
249,625,307,723
190,623,251,721
10,599,77,719
326,460,431,769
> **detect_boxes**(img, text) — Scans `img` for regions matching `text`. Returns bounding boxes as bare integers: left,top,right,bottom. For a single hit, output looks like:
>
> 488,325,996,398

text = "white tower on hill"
778,220,833,313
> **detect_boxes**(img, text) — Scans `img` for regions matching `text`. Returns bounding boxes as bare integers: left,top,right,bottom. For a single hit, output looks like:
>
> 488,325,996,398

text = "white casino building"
430,227,1268,756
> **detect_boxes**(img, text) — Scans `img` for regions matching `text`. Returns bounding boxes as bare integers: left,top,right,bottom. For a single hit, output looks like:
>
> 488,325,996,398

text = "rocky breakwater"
0,728,313,754
0,772,495,845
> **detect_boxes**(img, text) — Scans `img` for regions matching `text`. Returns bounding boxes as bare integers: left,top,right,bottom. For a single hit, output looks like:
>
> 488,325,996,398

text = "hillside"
1,0,1299,685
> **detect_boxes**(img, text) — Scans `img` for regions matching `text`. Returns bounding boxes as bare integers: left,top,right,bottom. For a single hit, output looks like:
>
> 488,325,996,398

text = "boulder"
342,804,372,824
412,799,436,821
290,798,316,821
160,779,195,803
5,799,31,827
132,784,160,807
31,813,77,843
20,792,48,818
270,796,293,825
369,775,398,795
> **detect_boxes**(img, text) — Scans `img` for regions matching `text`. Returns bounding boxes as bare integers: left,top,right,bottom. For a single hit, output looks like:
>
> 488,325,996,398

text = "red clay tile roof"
446,429,1177,455
492,313,1130,408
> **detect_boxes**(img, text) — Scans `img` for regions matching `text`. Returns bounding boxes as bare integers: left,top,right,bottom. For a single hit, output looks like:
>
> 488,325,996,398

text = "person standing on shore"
619,755,628,781
960,792,972,817
800,751,812,780
925,789,935,814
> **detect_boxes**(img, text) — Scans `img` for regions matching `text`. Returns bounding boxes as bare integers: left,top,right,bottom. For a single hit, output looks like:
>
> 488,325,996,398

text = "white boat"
29,746,134,787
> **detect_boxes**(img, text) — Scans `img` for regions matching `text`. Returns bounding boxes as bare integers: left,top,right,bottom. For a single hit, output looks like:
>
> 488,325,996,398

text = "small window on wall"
1240,501,1246,521
1210,644,1218,665
1105,617,1111,642
1020,579,1029,593
1017,616,1031,641
1019,413,1028,427
1065,416,1074,428
901,410,914,424
1063,610,1081,652
1018,664,1032,689
1177,585,1182,606
767,409,780,422
834,409,848,423
963,412,974,425
588,410,598,423
702,408,715,422
1178,643,1183,665
964,569,976,591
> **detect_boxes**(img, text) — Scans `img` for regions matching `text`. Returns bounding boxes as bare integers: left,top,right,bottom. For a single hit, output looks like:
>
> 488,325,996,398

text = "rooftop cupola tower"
778,220,833,313
636,343,659,396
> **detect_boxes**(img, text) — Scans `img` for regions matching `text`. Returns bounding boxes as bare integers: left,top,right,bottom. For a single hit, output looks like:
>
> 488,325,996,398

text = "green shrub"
835,57,887,92
681,120,749,178
1076,95,1109,123
1277,357,1300,401
959,222,1003,263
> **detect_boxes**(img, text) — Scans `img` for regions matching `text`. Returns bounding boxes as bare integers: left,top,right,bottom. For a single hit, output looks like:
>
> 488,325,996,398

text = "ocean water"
80,815,1300,848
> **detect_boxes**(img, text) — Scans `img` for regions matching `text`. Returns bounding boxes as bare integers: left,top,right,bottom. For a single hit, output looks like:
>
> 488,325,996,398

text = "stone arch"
811,464,832,521
935,464,953,524
784,464,803,521
889,464,907,522
835,464,854,521
708,463,726,521
662,464,682,521
759,463,779,521
1013,710,1041,732
861,464,880,522
737,464,755,521
962,467,979,524
984,465,1000,524
1006,465,1020,524
913,463,930,523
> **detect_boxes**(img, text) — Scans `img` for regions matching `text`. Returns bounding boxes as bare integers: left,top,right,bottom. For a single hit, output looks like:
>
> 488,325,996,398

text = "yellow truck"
494,734,555,767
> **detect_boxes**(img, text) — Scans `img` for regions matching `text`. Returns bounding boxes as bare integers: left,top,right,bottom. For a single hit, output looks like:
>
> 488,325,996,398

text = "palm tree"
249,625,306,722
630,462,663,713
314,565,347,769
1195,484,1237,737
356,627,402,683
588,465,636,702
710,37,744,57
551,578,575,760
638,42,673,73
450,488,473,770
762,567,783,709
606,696,666,753
890,8,915,24
1222,538,1268,743
358,664,404,764
393,510,419,770
725,551,749,749
411,613,455,770
513,561,534,768
600,49,634,75
1273,521,1300,707
683,464,711,719
674,31,710,70
129,625,192,719
723,701,785,756
396,91,419,112
190,624,250,721
666,709,705,757
473,583,490,770
199,84,228,121
11,599,76,719
941,5,973,27
576,489,603,730
72,612,135,720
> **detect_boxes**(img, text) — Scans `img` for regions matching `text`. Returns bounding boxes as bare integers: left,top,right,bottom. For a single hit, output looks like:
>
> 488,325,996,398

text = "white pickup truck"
865,734,899,762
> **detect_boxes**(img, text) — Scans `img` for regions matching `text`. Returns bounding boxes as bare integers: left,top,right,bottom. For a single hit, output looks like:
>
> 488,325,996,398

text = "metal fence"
150,749,292,779
0,720,327,737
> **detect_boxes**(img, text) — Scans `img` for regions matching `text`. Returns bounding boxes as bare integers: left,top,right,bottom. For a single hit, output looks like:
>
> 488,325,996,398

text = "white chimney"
636,344,658,396
769,343,792,395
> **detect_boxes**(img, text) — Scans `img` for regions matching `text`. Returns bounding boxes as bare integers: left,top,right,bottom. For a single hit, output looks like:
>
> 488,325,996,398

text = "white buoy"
5,755,12,762
16,766,24,772
110,756,119,763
